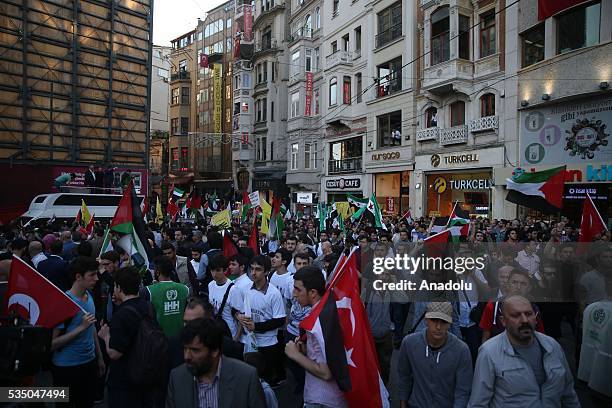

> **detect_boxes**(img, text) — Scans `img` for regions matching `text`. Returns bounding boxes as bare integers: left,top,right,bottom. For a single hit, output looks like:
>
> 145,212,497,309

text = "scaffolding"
0,0,153,167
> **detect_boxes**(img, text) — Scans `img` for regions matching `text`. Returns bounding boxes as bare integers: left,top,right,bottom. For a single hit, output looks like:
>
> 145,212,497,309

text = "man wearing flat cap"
397,302,473,408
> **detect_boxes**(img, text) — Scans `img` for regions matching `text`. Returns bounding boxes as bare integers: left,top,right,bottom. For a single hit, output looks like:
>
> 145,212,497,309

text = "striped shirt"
197,359,222,408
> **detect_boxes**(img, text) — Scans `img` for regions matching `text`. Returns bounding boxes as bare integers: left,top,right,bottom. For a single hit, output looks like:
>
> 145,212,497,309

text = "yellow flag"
211,209,231,228
81,199,92,225
260,198,271,234
155,197,163,225
335,202,351,220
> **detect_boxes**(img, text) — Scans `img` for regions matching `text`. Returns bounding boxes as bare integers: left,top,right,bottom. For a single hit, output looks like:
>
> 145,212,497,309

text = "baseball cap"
425,302,453,323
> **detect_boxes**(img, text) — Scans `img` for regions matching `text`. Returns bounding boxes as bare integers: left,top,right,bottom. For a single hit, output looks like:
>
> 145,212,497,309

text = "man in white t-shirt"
237,255,287,386
269,248,294,311
228,253,253,344
207,254,240,339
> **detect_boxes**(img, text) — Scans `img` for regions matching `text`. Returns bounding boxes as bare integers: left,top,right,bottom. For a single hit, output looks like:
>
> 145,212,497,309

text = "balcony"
375,24,402,49
328,157,362,175
416,127,439,142
325,50,352,70
440,125,468,146
290,28,314,42
170,71,190,82
469,115,499,133
422,59,473,93
254,38,278,54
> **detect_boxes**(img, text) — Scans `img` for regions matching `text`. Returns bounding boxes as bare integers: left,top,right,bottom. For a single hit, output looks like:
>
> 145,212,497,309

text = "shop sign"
325,178,361,189
296,192,313,204
449,179,491,190
520,95,612,165
386,197,395,212
432,176,447,194
431,153,480,168
564,185,607,201
372,151,400,161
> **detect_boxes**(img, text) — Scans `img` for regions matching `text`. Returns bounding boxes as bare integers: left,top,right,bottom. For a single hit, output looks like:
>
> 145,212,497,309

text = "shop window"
377,111,402,148
431,7,450,65
356,73,362,103
376,2,402,48
450,101,465,127
291,143,299,170
557,2,600,54
480,11,496,58
343,76,351,104
425,107,438,128
377,57,402,97
459,15,470,60
480,93,495,117
329,78,337,106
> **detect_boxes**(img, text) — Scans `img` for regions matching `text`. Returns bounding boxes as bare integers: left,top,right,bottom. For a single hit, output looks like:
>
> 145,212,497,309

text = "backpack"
124,303,168,387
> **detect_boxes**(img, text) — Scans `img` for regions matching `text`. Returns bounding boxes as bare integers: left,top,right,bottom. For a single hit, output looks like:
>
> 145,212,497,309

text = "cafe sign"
325,178,361,190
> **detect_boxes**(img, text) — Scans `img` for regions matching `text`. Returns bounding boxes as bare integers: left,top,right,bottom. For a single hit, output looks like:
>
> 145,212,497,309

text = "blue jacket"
468,331,580,408
38,255,70,291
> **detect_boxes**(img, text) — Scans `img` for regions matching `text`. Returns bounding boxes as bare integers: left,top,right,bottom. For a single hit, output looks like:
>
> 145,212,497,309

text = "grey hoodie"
398,330,473,408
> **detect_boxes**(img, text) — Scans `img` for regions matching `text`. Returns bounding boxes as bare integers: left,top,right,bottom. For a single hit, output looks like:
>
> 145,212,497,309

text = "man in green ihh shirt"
141,257,189,338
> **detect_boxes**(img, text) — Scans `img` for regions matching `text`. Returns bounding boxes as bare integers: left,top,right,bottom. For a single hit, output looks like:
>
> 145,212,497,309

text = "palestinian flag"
186,189,202,216
347,194,368,208
448,203,470,242
110,181,153,273
506,166,566,214
241,191,252,223
171,186,185,202
366,194,387,230
430,216,450,234
317,202,327,231
268,198,284,240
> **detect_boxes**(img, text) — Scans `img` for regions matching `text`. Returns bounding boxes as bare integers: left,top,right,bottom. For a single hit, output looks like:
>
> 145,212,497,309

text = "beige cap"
425,302,453,323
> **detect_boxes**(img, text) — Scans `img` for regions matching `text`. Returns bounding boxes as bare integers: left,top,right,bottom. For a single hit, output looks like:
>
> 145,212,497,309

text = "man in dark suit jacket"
38,240,70,291
166,318,265,408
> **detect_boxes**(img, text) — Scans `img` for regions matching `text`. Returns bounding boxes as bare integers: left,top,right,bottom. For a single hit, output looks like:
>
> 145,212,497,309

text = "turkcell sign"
449,179,491,190
586,164,612,182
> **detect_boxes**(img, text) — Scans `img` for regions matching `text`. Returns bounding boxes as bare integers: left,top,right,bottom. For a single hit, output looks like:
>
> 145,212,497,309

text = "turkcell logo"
586,165,612,182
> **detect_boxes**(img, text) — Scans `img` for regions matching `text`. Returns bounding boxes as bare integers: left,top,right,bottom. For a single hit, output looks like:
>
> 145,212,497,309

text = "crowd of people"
0,211,611,408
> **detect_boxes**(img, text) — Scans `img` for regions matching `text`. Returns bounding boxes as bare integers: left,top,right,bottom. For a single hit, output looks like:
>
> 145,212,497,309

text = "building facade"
151,46,172,133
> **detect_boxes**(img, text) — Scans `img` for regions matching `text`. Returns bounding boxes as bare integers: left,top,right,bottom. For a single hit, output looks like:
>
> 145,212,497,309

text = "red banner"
241,132,249,145
538,0,584,20
304,72,314,116
200,53,209,68
244,5,252,41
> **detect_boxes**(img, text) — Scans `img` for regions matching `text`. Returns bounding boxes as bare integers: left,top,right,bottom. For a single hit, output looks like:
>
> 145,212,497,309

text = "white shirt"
515,250,541,280
578,299,612,396
269,270,294,307
243,283,286,347
208,280,240,338
32,252,48,269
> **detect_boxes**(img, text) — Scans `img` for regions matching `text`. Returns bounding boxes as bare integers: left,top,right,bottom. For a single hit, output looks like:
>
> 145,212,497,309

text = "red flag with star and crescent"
300,248,389,407
3,256,81,328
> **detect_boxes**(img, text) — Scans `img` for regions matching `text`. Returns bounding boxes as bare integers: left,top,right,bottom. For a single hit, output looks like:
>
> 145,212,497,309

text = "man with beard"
166,318,266,408
469,295,580,407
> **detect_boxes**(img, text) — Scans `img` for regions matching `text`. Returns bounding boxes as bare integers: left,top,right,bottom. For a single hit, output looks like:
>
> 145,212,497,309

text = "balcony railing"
328,157,362,174
440,125,468,145
416,127,439,142
255,38,277,53
325,50,352,70
469,115,499,133
375,23,402,49
291,28,314,42
170,71,190,81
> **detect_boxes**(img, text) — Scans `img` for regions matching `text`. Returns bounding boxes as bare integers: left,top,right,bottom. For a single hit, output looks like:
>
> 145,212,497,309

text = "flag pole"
587,192,608,232
446,201,458,229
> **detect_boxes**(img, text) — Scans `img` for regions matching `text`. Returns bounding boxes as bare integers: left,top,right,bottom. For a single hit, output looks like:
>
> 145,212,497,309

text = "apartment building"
413,0,518,219
495,0,612,224
168,30,198,188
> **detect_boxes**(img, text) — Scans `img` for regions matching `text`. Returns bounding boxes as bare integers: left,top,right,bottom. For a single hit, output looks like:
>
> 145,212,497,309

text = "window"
242,73,251,88
270,142,274,161
314,89,320,115
291,50,300,77
171,88,180,104
263,97,267,121
271,101,275,122
333,0,339,16
331,41,338,53
377,56,402,97
355,27,362,53
179,59,187,71
304,143,311,169
305,49,312,72
459,15,470,60
171,148,179,170
480,11,496,58
227,18,232,29
256,139,261,161
262,29,272,50
314,47,320,71
291,92,300,118
329,78,337,105
305,15,312,37
291,143,299,170
377,111,402,147
315,7,321,29
202,89,209,102
450,101,465,126
158,68,169,79
263,61,268,82
227,38,233,51
356,73,362,103
181,87,190,104
480,93,495,117
342,34,349,51
312,141,318,169
521,24,545,67
272,62,276,81
425,107,438,128
234,102,240,115
180,147,189,170
343,76,351,104
376,2,402,48
557,2,600,54
171,118,179,135
261,137,267,161
431,7,450,65
180,117,189,134
256,99,262,122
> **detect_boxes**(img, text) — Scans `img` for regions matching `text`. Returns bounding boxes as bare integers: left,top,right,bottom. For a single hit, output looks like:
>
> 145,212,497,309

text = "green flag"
366,194,387,230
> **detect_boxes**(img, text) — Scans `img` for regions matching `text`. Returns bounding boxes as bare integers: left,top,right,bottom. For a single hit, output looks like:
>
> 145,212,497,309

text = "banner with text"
305,72,314,116
213,64,222,134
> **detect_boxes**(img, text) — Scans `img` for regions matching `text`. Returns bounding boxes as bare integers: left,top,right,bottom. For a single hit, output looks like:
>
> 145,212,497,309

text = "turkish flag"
579,194,607,244
4,256,81,328
301,249,389,407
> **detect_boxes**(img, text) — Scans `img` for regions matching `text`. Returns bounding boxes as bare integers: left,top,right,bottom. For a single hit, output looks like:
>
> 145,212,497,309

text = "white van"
21,193,144,225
